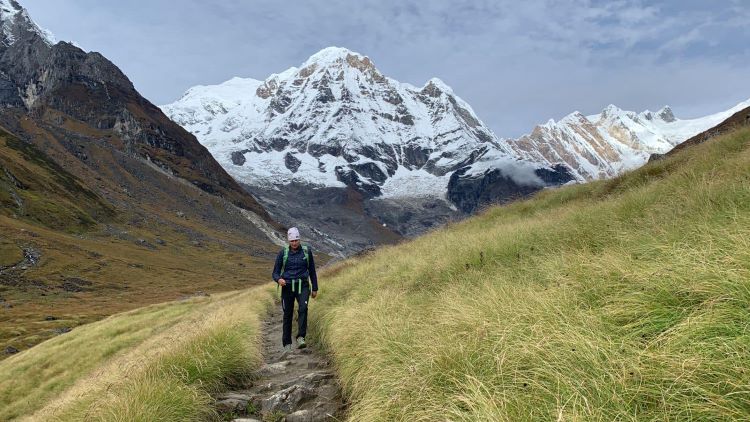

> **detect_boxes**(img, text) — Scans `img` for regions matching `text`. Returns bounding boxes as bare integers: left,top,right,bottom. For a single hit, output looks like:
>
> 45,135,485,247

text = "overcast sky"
24,0,750,137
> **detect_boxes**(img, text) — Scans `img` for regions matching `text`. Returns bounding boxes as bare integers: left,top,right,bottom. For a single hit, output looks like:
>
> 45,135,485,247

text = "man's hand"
311,291,318,299
278,278,286,287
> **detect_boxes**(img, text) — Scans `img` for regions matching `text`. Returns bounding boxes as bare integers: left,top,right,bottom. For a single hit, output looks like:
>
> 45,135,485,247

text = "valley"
1,1,748,420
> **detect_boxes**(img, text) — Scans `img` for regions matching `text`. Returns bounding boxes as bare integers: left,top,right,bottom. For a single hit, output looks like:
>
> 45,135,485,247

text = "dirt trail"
216,303,346,421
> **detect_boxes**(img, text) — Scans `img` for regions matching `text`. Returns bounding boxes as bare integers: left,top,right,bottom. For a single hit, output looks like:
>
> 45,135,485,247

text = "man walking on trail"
272,227,318,351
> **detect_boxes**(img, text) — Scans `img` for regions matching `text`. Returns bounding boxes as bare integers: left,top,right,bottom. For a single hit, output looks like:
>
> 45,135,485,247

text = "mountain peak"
163,45,501,201
1,0,56,46
305,46,365,64
302,46,376,73
600,104,624,118
422,77,452,93
559,111,588,124
656,105,676,122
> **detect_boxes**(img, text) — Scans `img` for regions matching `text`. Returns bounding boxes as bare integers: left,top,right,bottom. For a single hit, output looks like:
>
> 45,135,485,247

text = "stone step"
255,360,290,377
262,384,317,414
216,309,344,421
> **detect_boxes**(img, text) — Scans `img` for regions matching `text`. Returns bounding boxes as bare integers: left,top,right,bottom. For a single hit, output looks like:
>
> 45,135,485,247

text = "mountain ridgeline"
0,0,279,223
163,46,750,254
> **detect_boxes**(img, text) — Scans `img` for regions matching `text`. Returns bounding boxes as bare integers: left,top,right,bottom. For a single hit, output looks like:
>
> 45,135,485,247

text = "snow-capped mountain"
504,99,750,180
162,46,748,252
162,47,562,206
163,47,748,205
0,0,56,47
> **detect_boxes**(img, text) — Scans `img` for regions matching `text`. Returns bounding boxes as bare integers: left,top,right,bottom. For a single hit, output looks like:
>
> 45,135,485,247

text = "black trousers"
281,281,310,346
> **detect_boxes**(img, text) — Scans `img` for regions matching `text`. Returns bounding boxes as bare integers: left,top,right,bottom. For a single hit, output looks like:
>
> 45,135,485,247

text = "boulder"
261,384,316,414
216,397,248,414
285,409,314,422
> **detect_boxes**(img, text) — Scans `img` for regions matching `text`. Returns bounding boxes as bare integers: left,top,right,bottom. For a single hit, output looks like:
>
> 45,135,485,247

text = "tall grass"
0,287,273,421
311,127,750,420
69,294,267,422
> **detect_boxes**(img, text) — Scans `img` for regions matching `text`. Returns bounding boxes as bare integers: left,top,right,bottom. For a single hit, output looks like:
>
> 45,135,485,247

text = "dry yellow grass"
311,127,750,420
0,213,275,356
0,286,273,421
4,126,748,421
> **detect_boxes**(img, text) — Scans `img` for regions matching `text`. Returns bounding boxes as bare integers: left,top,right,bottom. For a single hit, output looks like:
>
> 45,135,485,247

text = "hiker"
272,227,318,351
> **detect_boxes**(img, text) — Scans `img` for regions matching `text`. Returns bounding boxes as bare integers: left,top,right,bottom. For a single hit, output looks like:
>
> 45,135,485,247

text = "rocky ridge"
0,0,277,226
504,99,750,180
0,0,285,356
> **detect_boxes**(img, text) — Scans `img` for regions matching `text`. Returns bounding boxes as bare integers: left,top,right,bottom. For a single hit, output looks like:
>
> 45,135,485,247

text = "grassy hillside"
0,129,116,231
310,126,750,420
0,129,279,357
0,213,273,355
0,286,273,421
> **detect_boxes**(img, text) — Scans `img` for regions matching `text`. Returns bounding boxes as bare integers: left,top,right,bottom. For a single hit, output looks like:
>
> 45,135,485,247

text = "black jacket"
272,245,318,291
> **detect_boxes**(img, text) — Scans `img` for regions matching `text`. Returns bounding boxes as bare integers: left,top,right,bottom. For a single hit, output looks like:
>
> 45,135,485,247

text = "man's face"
289,239,300,249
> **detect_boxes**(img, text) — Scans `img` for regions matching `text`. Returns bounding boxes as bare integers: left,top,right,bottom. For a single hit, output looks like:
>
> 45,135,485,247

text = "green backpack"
279,245,309,294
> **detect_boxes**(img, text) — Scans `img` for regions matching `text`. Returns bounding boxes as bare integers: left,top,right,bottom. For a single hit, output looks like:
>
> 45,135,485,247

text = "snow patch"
302,46,361,67
225,149,347,189
379,167,451,199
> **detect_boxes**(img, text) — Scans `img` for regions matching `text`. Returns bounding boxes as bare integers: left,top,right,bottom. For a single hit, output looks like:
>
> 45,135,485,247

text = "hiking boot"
283,344,292,352
296,337,307,349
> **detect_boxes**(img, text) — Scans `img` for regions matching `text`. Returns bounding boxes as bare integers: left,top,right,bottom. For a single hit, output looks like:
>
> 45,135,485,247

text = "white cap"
287,227,300,241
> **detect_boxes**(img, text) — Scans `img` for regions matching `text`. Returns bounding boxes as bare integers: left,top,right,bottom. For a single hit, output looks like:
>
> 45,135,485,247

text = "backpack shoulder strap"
302,245,310,268
280,246,290,274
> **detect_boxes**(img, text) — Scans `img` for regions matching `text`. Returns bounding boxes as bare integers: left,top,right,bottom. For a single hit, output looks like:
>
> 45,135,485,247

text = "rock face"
0,0,276,225
448,164,575,214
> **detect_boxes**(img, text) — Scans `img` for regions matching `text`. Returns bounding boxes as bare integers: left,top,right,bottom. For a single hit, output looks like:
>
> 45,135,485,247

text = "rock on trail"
215,305,345,421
